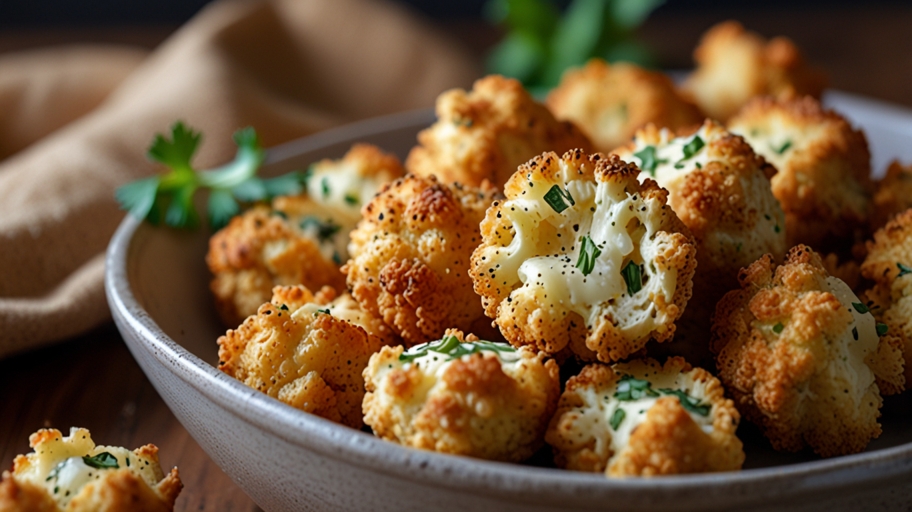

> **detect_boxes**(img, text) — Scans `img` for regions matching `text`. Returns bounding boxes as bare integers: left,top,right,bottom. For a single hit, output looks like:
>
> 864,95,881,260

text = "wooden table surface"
1,6,911,512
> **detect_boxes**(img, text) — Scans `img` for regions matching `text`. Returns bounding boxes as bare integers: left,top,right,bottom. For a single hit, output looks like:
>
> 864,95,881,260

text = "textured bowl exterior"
106,97,912,512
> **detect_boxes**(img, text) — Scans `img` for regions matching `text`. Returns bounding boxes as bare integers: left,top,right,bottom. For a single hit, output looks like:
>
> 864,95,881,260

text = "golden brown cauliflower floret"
405,74,593,189
870,161,912,231
711,245,903,458
206,144,404,326
728,96,873,250
546,59,704,153
545,357,743,477
470,150,696,363
362,330,560,462
682,20,826,122
344,174,499,347
861,208,912,387
0,428,182,512
217,285,390,428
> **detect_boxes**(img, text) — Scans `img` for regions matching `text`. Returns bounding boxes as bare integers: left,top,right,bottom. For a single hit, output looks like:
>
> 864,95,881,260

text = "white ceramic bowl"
106,92,912,512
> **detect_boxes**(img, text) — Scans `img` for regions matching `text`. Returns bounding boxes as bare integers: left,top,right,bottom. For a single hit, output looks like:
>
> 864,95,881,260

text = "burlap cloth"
0,0,480,359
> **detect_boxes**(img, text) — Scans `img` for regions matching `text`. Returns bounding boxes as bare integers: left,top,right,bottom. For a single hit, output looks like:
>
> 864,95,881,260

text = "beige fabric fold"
0,0,480,358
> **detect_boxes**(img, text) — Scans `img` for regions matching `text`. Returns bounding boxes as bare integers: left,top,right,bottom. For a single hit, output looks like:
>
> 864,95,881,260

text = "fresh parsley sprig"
116,122,308,230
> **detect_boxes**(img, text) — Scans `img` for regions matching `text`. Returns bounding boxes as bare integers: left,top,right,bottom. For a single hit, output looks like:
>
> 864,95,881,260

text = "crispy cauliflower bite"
616,119,786,295
861,208,912,386
217,285,390,428
546,59,704,153
470,150,696,362
728,96,873,249
682,20,826,122
344,174,498,346
362,330,560,462
712,246,903,457
206,144,403,326
870,161,912,231
0,428,181,512
405,74,593,189
545,357,743,477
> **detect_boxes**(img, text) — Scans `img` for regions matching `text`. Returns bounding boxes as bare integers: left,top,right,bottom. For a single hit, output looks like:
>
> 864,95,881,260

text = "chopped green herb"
321,176,331,198
543,184,575,213
279,304,289,311
614,375,659,401
898,263,912,277
658,389,711,416
398,336,516,363
300,216,341,243
773,322,784,334
675,135,705,168
852,326,859,340
772,140,793,154
621,260,643,295
313,308,331,317
609,408,626,430
633,145,665,176
852,302,870,314
344,193,359,206
83,452,120,470
576,236,601,276
877,323,889,336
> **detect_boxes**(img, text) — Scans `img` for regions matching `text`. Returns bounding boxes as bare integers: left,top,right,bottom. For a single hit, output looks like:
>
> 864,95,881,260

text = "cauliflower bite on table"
682,20,826,122
712,245,904,458
206,144,404,326
362,330,560,462
470,150,697,363
728,96,873,250
405,74,593,189
344,174,499,347
870,161,912,231
546,59,704,153
0,428,181,512
217,285,391,428
545,357,744,477
861,208,912,386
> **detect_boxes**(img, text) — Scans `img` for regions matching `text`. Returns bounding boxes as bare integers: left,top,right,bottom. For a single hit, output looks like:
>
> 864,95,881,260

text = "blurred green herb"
116,122,307,230
484,0,664,93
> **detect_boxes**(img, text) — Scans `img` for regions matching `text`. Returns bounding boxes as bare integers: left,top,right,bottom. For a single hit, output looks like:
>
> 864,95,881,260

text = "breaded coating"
362,330,560,462
0,427,182,512
616,119,786,295
728,96,873,250
547,59,704,153
682,20,826,122
344,174,498,346
861,208,912,387
405,74,593,189
870,161,912,231
470,150,697,362
217,285,390,428
206,144,404,326
545,357,744,477
712,246,903,458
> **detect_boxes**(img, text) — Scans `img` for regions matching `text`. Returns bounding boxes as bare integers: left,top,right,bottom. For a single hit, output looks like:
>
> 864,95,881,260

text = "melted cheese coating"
497,167,677,337
821,276,878,403
627,125,713,189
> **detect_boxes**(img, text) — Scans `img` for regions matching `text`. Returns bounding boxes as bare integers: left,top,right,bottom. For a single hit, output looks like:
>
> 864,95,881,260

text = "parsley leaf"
852,302,870,314
576,235,601,276
313,308,331,317
116,122,310,230
543,184,575,213
614,374,659,400
877,323,889,336
772,140,792,155
658,388,711,416
621,260,643,295
773,322,784,334
398,336,516,363
83,452,120,470
300,216,341,243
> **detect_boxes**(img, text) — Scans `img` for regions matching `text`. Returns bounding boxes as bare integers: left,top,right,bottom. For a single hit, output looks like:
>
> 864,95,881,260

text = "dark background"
0,0,908,26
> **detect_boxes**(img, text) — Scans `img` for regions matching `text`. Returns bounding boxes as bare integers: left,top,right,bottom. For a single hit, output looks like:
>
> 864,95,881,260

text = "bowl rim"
105,93,912,504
